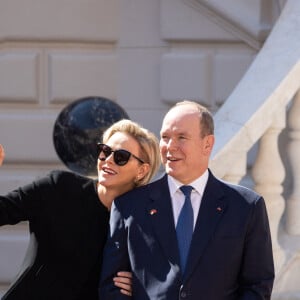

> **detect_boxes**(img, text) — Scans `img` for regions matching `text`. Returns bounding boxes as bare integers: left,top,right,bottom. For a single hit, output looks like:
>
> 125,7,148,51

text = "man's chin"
165,166,176,177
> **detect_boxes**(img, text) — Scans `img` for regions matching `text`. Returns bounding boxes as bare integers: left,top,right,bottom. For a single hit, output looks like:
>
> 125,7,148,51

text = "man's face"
159,106,214,184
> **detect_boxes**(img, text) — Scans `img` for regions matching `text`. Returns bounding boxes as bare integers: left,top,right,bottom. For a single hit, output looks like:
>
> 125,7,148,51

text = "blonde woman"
0,119,160,300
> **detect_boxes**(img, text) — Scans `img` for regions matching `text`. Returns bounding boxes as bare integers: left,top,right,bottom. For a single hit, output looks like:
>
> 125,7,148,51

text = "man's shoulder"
115,175,166,202
216,177,262,204
206,170,261,204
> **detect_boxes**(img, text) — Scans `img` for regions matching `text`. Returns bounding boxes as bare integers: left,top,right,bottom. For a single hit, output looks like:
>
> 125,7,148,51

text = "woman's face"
97,132,146,195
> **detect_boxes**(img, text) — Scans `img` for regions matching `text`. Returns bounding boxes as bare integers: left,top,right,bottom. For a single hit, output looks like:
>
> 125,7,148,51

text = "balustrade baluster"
252,108,286,273
286,91,300,235
223,152,247,184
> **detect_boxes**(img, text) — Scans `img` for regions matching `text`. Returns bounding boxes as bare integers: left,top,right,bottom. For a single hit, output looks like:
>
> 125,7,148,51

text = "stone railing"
209,0,300,297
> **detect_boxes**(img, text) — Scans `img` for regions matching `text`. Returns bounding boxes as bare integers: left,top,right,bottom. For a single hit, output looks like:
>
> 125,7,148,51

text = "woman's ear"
137,163,150,180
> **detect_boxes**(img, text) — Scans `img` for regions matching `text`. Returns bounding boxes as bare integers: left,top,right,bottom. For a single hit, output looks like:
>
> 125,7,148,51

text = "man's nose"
167,138,178,150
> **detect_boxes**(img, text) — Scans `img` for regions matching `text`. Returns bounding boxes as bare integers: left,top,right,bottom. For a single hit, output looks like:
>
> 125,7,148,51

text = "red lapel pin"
149,209,157,215
217,207,222,212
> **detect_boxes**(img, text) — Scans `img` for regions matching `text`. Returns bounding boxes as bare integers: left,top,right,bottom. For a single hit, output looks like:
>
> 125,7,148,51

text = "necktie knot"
180,185,193,197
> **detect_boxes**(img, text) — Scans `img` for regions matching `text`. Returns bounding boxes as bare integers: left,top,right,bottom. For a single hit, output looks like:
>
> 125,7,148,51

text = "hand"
113,271,132,297
0,144,4,166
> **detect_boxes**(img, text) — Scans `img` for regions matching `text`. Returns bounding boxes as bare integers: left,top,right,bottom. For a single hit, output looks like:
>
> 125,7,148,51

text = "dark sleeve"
99,200,131,300
238,197,275,299
0,171,60,226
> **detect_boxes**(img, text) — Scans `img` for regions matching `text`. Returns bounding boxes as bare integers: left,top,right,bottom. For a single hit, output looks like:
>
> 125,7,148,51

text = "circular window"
53,96,129,176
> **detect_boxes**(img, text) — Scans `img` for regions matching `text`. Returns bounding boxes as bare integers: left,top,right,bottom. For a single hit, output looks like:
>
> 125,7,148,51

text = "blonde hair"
102,119,160,186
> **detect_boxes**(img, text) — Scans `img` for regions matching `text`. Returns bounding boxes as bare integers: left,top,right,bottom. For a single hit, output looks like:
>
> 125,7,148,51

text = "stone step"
273,292,300,300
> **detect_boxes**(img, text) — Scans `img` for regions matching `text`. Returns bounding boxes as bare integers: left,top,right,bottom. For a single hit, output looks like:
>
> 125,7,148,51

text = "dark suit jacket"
0,170,109,300
100,171,274,300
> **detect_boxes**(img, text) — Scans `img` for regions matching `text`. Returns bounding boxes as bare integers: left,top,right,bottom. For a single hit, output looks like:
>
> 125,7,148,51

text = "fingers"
116,271,132,279
0,144,4,166
114,271,132,297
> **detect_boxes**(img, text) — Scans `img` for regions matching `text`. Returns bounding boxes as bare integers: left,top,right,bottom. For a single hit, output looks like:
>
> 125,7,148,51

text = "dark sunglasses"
97,143,145,166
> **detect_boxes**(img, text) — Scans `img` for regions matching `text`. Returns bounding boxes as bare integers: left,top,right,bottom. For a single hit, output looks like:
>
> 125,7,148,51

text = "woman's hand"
0,144,4,166
113,271,132,297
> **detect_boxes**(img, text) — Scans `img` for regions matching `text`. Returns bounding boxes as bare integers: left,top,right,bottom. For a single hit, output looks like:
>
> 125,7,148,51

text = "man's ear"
203,135,215,155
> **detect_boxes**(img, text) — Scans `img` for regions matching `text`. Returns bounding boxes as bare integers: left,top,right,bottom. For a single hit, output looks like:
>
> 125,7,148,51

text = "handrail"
184,0,269,50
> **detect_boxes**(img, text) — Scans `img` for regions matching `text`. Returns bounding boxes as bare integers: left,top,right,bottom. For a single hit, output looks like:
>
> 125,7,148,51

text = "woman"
0,119,161,300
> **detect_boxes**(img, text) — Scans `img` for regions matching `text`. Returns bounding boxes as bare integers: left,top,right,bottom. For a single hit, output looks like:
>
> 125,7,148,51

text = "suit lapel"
146,175,181,266
183,172,228,281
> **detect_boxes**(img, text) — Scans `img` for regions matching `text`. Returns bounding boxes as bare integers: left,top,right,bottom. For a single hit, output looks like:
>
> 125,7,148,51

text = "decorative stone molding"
183,0,279,49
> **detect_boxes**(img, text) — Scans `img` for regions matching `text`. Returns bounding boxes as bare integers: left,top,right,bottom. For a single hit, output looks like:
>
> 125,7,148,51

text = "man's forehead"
162,110,199,126
160,118,200,135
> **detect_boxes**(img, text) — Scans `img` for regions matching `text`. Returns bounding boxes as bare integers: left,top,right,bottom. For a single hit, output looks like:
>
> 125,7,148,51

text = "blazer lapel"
183,172,228,281
146,175,181,266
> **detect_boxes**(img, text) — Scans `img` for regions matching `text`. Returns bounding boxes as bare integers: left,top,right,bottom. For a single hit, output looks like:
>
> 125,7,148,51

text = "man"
99,100,275,299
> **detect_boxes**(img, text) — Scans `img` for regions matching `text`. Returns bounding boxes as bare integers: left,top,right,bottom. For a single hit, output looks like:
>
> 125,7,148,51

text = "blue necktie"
176,185,194,272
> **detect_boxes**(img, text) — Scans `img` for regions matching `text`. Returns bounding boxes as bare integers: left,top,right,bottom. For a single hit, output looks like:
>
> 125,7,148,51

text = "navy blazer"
99,171,274,300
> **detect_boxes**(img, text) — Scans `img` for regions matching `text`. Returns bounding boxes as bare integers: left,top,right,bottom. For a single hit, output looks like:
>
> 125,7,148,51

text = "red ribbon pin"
150,209,157,215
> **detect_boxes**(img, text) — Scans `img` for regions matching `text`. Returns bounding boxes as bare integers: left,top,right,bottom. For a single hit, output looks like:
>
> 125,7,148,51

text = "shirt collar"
167,169,209,197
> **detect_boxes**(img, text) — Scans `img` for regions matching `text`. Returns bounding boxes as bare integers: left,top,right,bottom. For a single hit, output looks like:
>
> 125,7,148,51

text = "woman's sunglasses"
97,143,145,166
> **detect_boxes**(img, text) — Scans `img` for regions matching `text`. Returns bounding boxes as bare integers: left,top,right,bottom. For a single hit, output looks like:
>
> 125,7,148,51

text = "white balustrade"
222,151,247,184
252,107,286,273
285,91,300,235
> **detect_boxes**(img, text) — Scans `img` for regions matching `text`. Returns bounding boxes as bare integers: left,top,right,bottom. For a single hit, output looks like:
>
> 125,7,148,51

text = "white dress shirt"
168,169,209,229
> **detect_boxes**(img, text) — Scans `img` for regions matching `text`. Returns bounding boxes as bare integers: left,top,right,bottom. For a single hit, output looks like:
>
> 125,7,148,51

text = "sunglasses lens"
97,144,131,166
114,150,131,166
98,144,112,158
102,147,112,157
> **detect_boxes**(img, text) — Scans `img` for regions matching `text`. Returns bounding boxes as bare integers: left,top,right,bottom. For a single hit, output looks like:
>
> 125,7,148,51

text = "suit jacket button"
180,291,187,298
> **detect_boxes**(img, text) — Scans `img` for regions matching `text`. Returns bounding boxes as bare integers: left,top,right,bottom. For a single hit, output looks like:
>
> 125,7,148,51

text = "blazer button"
180,291,187,298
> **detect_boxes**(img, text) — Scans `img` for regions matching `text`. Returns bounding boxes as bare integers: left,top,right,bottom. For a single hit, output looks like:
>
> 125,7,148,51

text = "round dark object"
53,96,129,176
